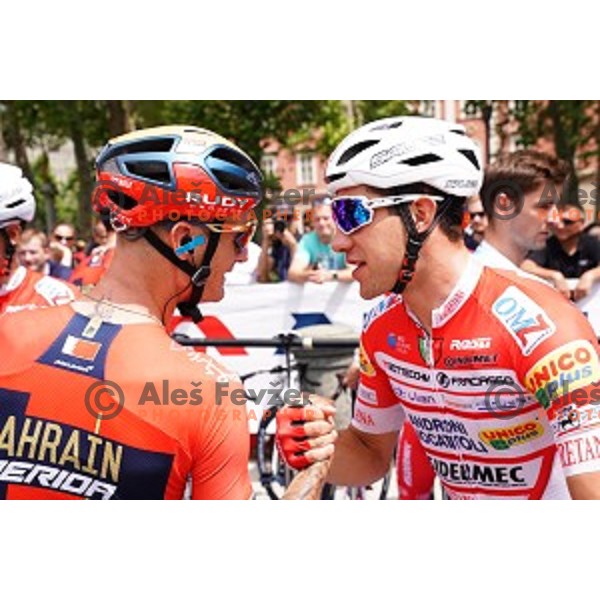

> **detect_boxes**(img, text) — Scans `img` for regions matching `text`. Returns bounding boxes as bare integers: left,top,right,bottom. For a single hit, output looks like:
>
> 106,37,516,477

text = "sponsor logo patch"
492,286,556,355
61,335,102,362
479,420,544,451
359,343,376,378
450,338,492,351
524,340,600,408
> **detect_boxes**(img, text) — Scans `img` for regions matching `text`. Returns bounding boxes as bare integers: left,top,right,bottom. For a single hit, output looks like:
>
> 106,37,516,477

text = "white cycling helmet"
326,117,483,295
0,163,35,228
326,116,483,198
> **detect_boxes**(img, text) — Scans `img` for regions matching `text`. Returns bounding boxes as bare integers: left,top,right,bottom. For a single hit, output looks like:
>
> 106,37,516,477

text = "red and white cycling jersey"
0,266,77,315
356,257,600,499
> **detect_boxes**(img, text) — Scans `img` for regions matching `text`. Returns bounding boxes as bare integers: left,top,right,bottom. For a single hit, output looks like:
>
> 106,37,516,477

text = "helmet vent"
400,153,443,167
458,149,481,170
371,120,404,131
107,191,137,210
324,172,346,185
210,146,255,171
337,140,379,166
125,160,172,184
6,199,26,209
205,146,262,194
101,138,176,163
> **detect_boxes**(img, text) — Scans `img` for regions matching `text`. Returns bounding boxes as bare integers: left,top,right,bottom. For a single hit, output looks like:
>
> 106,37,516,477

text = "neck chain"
81,291,163,326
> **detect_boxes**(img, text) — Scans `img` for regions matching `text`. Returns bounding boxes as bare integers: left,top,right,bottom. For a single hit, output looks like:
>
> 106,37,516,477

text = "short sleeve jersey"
356,257,600,499
0,266,78,316
0,305,251,499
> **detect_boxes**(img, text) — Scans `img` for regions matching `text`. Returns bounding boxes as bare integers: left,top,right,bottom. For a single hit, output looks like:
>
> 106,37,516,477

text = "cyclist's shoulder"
0,301,74,333
143,337,242,389
478,266,598,360
476,265,574,318
0,304,77,374
25,269,78,306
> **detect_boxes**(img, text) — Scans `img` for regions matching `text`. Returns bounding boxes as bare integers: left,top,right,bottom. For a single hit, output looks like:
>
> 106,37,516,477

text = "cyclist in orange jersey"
0,127,261,499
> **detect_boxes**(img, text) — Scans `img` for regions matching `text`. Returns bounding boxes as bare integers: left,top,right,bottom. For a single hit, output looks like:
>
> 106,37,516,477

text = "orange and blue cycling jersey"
0,304,251,499
357,256,600,499
0,266,78,315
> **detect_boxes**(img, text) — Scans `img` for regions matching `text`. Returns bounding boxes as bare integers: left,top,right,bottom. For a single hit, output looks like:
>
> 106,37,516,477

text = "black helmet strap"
0,228,16,277
143,227,222,324
391,199,453,295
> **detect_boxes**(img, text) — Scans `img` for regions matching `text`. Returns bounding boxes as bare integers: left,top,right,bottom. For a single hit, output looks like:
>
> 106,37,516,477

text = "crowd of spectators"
12,182,600,302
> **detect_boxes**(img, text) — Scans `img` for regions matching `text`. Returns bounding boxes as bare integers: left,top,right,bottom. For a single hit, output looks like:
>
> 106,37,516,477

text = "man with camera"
257,215,298,282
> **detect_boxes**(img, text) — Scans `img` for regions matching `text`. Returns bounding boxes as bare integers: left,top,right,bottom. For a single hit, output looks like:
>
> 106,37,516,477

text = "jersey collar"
432,254,483,328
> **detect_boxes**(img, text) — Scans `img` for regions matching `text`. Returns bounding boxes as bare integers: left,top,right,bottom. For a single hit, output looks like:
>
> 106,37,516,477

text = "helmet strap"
391,199,453,295
143,227,222,324
0,228,16,277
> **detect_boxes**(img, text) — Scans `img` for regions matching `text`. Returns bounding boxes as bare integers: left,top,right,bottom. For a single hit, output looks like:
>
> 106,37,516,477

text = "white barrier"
173,281,375,432
173,278,600,432
575,281,600,337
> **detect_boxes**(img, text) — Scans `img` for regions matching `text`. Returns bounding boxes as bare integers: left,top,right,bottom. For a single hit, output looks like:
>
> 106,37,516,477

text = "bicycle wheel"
256,406,294,500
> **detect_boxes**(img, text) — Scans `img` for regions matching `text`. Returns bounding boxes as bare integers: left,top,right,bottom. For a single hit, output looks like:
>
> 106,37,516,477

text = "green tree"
0,100,135,235
511,100,598,213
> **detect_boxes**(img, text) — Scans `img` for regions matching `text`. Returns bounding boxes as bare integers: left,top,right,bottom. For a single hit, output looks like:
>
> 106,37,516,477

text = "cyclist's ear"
4,223,22,245
410,197,437,232
169,221,195,257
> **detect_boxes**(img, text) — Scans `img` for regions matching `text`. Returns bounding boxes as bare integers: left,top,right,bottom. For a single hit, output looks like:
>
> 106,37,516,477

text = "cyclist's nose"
332,228,350,253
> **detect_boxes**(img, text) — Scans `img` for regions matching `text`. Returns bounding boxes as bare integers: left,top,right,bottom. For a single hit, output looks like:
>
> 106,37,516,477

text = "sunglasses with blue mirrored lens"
332,195,443,235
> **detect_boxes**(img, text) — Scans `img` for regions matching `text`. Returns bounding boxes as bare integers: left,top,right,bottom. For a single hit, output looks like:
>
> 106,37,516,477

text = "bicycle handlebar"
172,332,359,350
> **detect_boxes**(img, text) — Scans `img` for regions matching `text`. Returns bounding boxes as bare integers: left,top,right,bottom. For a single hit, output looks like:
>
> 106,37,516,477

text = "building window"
418,101,436,117
297,153,316,186
261,154,277,178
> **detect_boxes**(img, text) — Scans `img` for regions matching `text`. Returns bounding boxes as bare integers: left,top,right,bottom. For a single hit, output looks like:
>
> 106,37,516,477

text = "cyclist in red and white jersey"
276,116,600,499
396,149,572,499
0,163,77,316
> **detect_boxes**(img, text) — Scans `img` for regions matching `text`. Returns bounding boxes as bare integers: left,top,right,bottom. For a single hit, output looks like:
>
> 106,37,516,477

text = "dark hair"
481,150,570,221
375,183,466,243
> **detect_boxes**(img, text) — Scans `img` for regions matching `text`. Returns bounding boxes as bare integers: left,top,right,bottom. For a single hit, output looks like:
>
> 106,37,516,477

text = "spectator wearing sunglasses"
52,222,77,268
463,196,487,250
476,150,569,272
288,198,354,284
0,126,263,499
523,204,600,301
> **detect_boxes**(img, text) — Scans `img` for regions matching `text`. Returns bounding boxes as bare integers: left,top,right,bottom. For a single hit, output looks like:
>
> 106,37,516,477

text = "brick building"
262,100,599,223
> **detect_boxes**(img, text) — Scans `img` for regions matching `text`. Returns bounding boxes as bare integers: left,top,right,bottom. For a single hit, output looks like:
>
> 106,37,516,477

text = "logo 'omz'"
492,287,556,356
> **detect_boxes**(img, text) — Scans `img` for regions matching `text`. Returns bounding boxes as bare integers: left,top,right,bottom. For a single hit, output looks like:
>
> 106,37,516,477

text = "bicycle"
175,329,393,500
248,358,392,500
